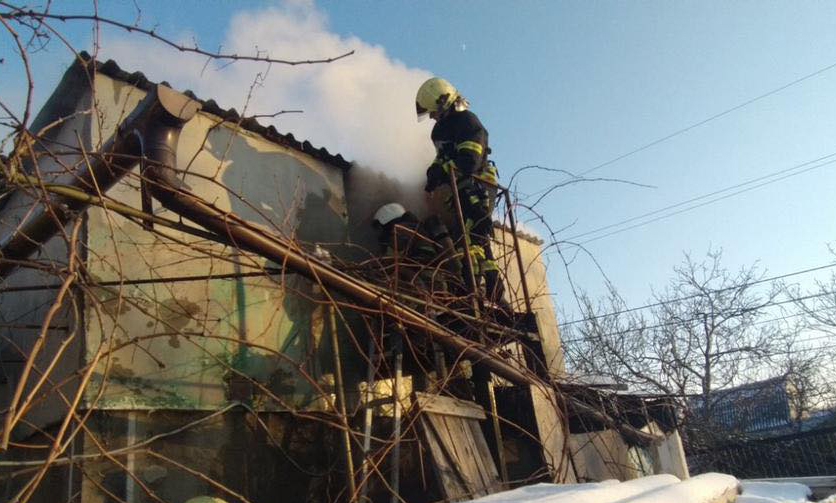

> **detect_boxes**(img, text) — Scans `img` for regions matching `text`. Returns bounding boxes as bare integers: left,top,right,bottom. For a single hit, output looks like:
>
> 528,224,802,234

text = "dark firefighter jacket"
380,214,451,263
425,109,490,192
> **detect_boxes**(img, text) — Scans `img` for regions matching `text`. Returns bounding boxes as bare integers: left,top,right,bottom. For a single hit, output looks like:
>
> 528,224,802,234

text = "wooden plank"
466,419,502,492
420,414,473,500
448,415,486,495
450,415,493,498
434,414,479,496
414,391,487,420
529,384,577,483
425,412,500,499
467,421,503,491
415,394,502,501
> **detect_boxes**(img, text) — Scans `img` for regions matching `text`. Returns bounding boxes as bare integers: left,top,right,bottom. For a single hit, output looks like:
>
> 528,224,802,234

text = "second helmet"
373,202,407,227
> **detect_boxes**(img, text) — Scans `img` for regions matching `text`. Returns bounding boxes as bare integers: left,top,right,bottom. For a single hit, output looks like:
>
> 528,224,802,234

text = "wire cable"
560,260,836,327
564,151,836,243
577,60,836,178
561,287,836,345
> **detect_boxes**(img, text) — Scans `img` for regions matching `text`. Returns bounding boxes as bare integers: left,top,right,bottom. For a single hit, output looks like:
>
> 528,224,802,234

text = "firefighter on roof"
416,77,505,306
373,202,462,295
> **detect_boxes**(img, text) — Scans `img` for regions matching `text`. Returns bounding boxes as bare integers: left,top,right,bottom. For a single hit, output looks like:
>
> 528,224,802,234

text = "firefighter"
373,202,466,386
416,77,505,306
372,202,462,295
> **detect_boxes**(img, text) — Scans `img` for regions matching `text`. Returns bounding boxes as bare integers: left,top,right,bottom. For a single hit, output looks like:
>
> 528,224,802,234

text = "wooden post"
329,305,357,501
390,332,403,503
359,331,377,502
448,169,482,316
472,366,509,484
502,188,534,315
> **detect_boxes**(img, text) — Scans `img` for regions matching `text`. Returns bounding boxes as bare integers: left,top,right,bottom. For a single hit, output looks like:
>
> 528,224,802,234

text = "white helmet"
373,202,406,227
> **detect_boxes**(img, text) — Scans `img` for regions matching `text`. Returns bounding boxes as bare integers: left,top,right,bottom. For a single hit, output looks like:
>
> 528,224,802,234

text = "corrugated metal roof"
79,52,353,172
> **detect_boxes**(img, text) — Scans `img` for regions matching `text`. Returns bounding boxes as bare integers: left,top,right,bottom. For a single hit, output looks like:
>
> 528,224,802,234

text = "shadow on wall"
203,127,349,406
203,127,347,243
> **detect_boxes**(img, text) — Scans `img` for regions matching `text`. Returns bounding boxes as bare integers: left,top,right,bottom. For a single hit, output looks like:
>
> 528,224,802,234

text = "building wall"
0,60,354,441
0,60,94,440
81,74,349,411
569,429,653,481
493,227,565,374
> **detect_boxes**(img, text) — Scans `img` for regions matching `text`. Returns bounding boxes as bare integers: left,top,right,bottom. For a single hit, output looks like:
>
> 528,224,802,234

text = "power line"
564,151,836,243
561,286,836,345
679,340,836,366
565,330,836,371
560,260,836,328
579,156,836,244
577,59,836,178
750,305,835,328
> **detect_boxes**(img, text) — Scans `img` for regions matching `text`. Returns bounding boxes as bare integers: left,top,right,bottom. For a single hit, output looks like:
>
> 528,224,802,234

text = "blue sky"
4,0,836,321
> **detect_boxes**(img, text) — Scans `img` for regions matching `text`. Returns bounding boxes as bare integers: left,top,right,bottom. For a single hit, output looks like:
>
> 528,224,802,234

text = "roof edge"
76,52,353,172
493,221,544,245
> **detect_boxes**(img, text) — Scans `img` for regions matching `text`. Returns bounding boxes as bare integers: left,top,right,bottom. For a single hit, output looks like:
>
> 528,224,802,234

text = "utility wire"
561,286,836,345
577,59,836,178
578,155,836,244
749,305,836,328
560,260,836,327
565,151,836,243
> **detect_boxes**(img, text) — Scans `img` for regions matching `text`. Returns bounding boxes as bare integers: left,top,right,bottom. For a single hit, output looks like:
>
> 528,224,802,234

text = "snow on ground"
617,473,738,503
738,481,811,503
465,474,836,503
466,474,731,503
739,481,811,502
466,476,679,503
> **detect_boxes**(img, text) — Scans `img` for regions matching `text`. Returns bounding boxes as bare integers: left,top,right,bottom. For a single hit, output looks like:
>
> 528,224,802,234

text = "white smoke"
101,1,436,190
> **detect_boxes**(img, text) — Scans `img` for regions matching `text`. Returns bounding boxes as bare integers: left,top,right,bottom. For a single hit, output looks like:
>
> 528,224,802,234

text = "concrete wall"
569,422,689,482
493,227,565,374
569,429,654,481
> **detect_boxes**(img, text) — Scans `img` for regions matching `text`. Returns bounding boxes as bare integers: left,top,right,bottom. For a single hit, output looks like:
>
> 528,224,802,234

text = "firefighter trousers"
451,182,505,305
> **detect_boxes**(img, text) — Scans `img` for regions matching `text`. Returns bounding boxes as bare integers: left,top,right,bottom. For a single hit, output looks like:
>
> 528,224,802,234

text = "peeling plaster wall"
82,75,349,411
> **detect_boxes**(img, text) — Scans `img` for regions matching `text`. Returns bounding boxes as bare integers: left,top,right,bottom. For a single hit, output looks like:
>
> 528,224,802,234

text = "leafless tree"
782,248,836,418
563,249,833,447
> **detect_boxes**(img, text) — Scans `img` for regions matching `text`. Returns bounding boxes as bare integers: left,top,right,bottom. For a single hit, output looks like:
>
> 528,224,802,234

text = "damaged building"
1,55,687,503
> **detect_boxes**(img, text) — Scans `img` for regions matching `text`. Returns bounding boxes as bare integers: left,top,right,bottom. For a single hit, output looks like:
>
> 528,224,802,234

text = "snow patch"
739,481,812,503
615,473,738,503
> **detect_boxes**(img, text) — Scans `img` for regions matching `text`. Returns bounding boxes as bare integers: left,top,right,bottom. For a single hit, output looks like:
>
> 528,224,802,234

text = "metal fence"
688,426,836,478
